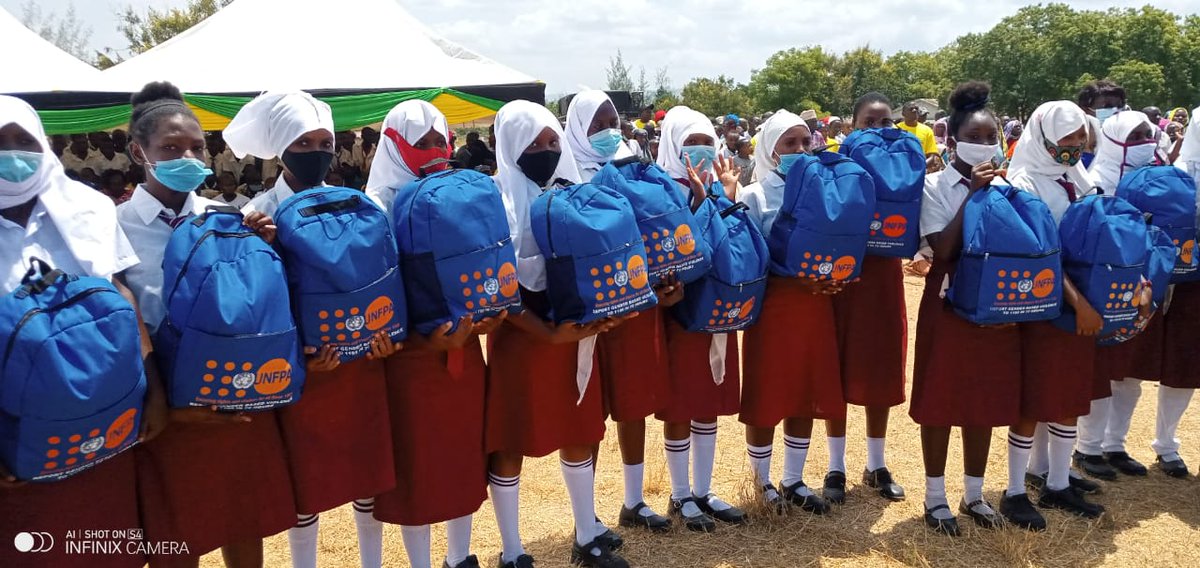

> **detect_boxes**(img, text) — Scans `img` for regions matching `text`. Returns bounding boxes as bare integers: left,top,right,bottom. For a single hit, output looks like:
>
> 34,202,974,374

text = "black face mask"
282,149,334,188
516,149,562,188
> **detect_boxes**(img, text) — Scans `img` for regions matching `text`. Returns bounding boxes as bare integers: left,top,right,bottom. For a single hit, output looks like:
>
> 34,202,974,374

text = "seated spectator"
335,130,365,188
50,134,68,157
325,169,346,187
60,134,93,173
78,167,100,189
465,131,496,172
733,139,755,186
212,171,251,208
99,169,132,204
264,174,278,190
239,165,266,197
87,131,108,150
88,135,131,174
111,129,129,154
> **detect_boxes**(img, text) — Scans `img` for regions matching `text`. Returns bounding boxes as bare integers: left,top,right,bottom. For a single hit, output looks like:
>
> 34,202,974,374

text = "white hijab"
364,100,448,219
1177,105,1200,167
224,91,334,159
1007,100,1091,222
1087,110,1154,194
564,90,632,178
656,106,717,180
752,109,808,190
0,95,128,280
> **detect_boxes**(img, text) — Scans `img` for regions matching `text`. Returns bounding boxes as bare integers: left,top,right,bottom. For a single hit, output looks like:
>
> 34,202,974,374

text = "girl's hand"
1075,302,1104,337
305,345,341,373
243,211,277,244
654,273,685,307
713,155,741,200
970,161,996,191
366,331,403,360
169,406,252,425
548,319,613,344
427,316,475,351
684,154,709,205
138,385,169,443
471,310,508,336
0,461,24,489
798,277,847,295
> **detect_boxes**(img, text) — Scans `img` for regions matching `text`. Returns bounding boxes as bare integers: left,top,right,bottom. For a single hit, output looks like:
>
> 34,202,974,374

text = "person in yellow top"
896,101,943,172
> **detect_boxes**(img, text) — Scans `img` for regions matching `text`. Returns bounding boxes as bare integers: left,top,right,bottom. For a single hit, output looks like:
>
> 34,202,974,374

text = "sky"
2,0,1197,98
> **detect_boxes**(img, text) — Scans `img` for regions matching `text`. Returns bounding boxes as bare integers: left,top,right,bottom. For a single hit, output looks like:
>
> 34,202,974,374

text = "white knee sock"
827,436,846,473
352,499,383,568
781,435,812,496
963,474,985,504
561,457,598,546
488,473,525,563
400,524,432,568
866,437,887,472
1046,423,1077,491
288,514,320,568
1104,378,1142,453
690,421,718,498
623,462,646,510
444,514,473,568
747,443,773,487
1153,385,1195,457
1076,397,1111,456
1028,423,1050,476
924,476,951,518
664,437,691,501
1006,431,1033,496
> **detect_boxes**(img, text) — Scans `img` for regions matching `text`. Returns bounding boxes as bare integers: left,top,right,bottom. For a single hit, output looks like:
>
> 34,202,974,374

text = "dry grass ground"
200,274,1200,567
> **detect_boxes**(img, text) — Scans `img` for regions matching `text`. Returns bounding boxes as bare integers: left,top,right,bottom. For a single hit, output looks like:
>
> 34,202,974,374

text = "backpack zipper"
164,230,256,309
406,170,454,247
3,287,113,370
544,189,557,258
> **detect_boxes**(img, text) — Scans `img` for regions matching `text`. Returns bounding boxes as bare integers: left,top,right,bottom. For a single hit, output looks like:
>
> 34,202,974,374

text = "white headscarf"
564,90,632,179
364,100,448,219
224,91,334,160
752,109,808,190
1087,110,1154,194
1007,100,1091,222
0,95,130,280
1177,105,1200,167
656,106,717,180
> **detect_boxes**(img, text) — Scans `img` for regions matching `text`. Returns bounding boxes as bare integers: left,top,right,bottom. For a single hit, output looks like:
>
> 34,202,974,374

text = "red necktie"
157,210,190,229
1056,178,1077,202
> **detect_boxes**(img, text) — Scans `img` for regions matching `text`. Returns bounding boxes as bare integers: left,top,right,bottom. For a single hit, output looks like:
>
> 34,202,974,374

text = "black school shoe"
1104,451,1148,476
593,518,623,551
694,492,749,525
822,471,847,504
1156,455,1190,478
570,538,629,568
496,553,535,568
667,496,716,532
1025,471,1101,495
862,467,906,501
618,502,671,532
1073,451,1118,480
760,483,786,515
1000,492,1046,531
960,498,1004,529
923,504,961,536
780,480,831,515
1038,487,1105,518
446,555,480,568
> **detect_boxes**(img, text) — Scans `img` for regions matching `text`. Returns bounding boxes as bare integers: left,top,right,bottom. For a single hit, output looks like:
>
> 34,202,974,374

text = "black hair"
129,81,198,145
1077,79,1126,109
852,92,891,122
101,168,125,182
947,81,995,138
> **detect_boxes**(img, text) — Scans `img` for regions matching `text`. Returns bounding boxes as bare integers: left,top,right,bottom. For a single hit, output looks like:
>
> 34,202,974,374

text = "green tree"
888,50,951,109
748,47,835,114
1106,60,1167,108
680,75,753,119
606,50,634,91
831,47,896,114
19,0,92,63
118,0,233,55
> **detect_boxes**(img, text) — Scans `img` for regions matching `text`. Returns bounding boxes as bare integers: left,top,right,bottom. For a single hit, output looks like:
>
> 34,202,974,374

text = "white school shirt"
1,195,138,294
86,152,131,174
920,167,969,238
242,175,320,217
212,192,251,209
116,187,218,333
741,175,783,235
1008,171,1074,224
58,149,94,173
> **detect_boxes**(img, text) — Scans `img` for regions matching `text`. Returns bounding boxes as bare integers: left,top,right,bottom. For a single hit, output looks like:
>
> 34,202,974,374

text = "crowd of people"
1,72,1198,568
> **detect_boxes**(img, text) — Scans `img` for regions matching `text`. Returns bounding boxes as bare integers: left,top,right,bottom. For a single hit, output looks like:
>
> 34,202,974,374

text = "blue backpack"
672,191,769,333
158,206,304,410
0,259,146,482
591,158,712,285
394,169,521,335
840,128,925,257
947,183,1063,324
275,187,407,361
530,182,658,324
767,151,874,281
1102,224,1176,345
1116,166,1198,281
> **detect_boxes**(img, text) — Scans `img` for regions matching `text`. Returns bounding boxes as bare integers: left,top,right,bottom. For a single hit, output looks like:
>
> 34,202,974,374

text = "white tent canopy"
100,0,538,93
0,8,106,93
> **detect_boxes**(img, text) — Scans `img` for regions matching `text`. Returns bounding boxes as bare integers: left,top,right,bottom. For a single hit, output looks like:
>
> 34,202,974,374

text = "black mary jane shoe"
822,471,846,505
1156,455,1190,478
618,502,671,532
496,553,535,568
1027,471,1102,495
592,518,623,551
1104,451,1148,476
862,467,906,501
667,496,716,532
760,483,786,514
923,504,961,536
1038,487,1105,519
694,492,749,525
570,538,629,568
1073,451,1118,481
959,498,1004,529
445,555,481,568
780,480,830,515
999,492,1046,532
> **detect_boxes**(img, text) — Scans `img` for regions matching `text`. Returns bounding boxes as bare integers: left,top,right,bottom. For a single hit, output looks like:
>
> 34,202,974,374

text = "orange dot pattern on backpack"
1104,281,1139,310
197,361,257,399
458,262,518,312
794,253,856,281
707,296,757,326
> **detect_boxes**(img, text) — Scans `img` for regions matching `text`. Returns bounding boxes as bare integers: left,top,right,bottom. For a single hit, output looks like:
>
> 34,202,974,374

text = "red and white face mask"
1106,134,1160,179
384,127,450,178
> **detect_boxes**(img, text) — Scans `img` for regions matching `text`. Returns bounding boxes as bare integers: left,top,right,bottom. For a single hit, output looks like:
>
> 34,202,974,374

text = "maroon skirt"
741,277,845,427
136,414,296,559
1019,321,1096,422
0,451,143,568
910,265,1022,427
1162,282,1200,388
374,341,488,526
276,358,395,515
485,322,605,457
655,316,741,423
831,255,908,408
598,306,669,422
1093,316,1164,395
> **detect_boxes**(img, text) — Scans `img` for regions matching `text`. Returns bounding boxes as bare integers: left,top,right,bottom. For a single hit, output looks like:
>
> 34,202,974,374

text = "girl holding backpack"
0,94,167,568
1002,100,1105,528
115,81,297,568
910,82,1013,535
224,91,402,568
363,99,504,568
564,90,677,533
740,109,845,516
486,100,631,568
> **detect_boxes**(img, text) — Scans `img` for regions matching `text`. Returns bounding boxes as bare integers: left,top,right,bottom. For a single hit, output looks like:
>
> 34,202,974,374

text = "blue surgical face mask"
588,128,623,158
680,145,716,170
148,157,212,192
0,150,43,183
1095,107,1120,123
776,153,805,175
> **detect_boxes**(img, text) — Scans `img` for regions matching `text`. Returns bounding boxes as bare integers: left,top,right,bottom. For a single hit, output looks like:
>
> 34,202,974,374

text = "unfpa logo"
870,213,908,238
365,296,394,331
106,408,137,449
1032,269,1056,298
645,225,696,266
1179,238,1196,265
797,252,856,281
255,359,293,396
